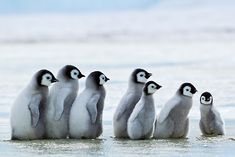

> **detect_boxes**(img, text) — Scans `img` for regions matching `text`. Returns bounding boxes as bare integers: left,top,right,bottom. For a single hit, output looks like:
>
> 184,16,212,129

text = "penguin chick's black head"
36,69,58,87
132,68,152,84
143,81,162,95
63,65,85,80
200,92,213,105
179,83,197,97
88,71,109,87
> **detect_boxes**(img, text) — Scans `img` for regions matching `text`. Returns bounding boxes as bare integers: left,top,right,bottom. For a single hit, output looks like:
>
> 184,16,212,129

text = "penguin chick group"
10,67,224,140
10,65,109,140
113,69,225,140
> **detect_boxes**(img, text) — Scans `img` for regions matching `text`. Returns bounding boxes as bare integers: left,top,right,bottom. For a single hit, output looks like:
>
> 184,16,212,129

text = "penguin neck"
57,74,78,89
142,92,153,100
128,81,144,94
85,81,103,91
176,90,192,99
27,78,48,93
141,92,154,108
200,104,213,113
174,91,193,111
57,73,73,82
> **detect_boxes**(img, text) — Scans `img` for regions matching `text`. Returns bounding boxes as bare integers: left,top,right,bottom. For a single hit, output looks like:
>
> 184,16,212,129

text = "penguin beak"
146,73,152,79
78,73,85,79
192,88,197,94
52,78,59,83
105,77,110,82
157,85,162,90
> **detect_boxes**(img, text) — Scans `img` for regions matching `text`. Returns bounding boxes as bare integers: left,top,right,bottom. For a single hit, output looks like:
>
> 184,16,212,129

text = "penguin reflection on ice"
10,69,58,140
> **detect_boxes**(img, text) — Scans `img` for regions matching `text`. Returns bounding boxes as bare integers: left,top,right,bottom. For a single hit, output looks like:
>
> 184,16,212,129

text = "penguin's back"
69,89,93,138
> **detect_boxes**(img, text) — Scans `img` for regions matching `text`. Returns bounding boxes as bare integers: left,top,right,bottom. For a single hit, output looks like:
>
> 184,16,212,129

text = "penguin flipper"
28,94,42,128
115,93,133,120
212,107,224,126
54,88,70,121
211,110,225,135
158,97,181,124
86,94,100,124
129,102,144,123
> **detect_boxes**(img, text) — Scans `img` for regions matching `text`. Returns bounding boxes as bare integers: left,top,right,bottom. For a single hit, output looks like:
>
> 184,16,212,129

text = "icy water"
0,41,235,156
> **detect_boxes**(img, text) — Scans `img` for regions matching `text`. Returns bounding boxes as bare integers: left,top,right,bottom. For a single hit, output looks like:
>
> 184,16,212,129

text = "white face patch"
70,69,79,80
147,83,157,94
99,74,106,85
137,72,147,83
183,86,193,97
41,73,52,86
201,96,212,105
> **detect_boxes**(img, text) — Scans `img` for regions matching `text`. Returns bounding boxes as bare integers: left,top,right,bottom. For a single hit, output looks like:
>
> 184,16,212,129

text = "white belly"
69,92,91,138
45,100,68,138
11,96,41,139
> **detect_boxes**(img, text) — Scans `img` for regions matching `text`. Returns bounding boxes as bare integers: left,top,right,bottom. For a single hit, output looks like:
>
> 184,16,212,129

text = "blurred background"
0,0,234,42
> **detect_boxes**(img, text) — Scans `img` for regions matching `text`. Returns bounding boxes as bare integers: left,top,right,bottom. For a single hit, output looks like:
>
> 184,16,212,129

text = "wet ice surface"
0,41,235,156
0,120,235,157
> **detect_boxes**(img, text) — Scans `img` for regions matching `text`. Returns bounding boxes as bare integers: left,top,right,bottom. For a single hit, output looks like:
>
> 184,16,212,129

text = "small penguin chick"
127,81,161,140
199,92,225,136
153,82,197,139
45,65,84,139
11,69,58,140
69,71,109,139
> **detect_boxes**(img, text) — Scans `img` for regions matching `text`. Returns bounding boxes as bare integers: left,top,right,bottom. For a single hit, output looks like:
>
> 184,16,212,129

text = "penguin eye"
46,76,51,80
74,72,78,75
140,74,144,77
100,75,105,80
202,96,205,100
185,86,191,92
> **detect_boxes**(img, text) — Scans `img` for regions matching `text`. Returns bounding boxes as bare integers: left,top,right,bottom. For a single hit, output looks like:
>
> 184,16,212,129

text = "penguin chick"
199,92,225,136
69,71,109,139
153,83,197,139
11,69,58,140
127,81,161,140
